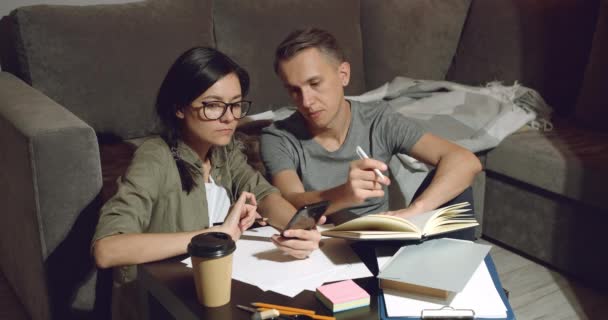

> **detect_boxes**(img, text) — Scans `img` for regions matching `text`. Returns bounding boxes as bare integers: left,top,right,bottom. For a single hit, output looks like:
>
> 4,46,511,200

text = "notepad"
382,260,508,318
315,280,370,312
377,238,491,298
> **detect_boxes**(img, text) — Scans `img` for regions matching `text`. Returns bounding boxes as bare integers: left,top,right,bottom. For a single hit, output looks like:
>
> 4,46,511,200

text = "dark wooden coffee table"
138,241,514,320
138,242,381,320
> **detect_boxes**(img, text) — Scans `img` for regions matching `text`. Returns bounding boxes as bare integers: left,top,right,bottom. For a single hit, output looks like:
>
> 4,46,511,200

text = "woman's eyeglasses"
192,100,252,120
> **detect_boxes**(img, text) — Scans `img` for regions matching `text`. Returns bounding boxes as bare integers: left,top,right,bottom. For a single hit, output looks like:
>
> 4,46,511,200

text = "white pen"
355,145,386,180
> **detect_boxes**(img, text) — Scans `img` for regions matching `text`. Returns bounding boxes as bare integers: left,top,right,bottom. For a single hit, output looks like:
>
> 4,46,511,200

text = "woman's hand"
218,192,261,240
270,216,327,259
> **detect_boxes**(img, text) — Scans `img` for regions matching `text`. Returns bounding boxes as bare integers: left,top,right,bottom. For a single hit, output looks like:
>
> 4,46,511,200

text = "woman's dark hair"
156,47,250,193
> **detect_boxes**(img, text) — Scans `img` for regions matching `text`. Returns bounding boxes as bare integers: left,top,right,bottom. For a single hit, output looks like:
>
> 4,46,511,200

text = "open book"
321,202,478,241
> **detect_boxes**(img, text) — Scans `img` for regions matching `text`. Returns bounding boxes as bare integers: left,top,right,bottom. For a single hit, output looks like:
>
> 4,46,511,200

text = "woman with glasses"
91,47,324,319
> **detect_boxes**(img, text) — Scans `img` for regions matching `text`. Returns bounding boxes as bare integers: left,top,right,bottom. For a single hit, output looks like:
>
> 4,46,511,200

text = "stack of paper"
382,261,507,318
376,239,507,318
377,238,491,298
182,226,372,297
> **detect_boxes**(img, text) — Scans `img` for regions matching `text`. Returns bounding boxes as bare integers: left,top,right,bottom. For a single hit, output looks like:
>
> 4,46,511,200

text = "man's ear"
175,108,185,119
338,61,351,87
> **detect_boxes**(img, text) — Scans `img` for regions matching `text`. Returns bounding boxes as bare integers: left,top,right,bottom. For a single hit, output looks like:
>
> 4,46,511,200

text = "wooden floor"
1,239,607,320
477,238,608,320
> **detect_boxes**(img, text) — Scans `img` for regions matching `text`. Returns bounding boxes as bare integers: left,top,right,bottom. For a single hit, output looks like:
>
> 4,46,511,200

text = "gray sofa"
0,0,607,319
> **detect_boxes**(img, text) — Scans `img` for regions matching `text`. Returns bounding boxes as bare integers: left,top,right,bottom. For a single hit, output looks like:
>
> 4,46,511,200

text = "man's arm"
256,192,298,228
260,123,389,217
389,133,482,217
271,158,390,216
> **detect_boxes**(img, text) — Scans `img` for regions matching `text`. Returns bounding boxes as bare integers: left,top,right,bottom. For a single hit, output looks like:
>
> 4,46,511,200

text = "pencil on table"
309,315,336,320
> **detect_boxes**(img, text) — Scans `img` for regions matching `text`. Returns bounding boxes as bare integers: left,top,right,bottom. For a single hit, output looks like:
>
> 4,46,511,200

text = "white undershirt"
205,176,231,226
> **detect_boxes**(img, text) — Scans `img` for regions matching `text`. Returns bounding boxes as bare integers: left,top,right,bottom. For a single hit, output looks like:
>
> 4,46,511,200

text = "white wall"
1,0,138,17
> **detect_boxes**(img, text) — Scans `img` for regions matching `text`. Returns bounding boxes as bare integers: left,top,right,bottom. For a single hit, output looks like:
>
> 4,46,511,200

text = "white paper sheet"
182,226,372,297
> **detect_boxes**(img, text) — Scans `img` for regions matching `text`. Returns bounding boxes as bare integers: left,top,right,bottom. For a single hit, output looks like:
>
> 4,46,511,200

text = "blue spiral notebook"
378,255,515,320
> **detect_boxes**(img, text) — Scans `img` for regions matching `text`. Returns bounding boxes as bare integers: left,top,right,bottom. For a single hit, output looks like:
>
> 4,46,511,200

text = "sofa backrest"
575,0,608,131
212,0,366,114
447,0,600,115
10,0,215,139
360,0,471,90
6,0,604,138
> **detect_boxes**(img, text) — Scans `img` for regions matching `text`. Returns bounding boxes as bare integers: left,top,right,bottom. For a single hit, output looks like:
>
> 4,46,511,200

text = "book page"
419,202,475,235
426,221,479,237
328,214,420,233
405,208,441,232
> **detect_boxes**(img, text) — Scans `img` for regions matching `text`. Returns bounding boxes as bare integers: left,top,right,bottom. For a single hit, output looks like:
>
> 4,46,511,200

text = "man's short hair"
274,28,346,73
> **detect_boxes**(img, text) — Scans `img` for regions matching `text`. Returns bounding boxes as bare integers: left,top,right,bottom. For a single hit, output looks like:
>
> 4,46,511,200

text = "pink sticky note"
316,280,370,312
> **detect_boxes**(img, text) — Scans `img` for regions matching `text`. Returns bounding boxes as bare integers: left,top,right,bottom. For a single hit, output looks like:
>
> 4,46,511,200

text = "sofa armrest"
0,72,102,320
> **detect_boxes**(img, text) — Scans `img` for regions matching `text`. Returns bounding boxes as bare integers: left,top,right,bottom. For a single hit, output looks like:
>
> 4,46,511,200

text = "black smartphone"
281,201,330,236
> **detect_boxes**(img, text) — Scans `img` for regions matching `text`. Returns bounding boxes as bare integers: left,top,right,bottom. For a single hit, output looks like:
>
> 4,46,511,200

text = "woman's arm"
93,229,215,269
94,191,260,269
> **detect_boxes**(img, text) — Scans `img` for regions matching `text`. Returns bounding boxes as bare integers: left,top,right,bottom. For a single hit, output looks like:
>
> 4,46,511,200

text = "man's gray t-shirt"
260,100,425,222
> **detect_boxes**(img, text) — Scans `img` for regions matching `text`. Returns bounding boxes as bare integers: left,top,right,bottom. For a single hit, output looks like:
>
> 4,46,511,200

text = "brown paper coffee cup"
188,232,236,307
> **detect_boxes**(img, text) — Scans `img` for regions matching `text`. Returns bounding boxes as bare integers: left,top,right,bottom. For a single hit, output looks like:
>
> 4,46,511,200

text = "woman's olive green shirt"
92,136,278,284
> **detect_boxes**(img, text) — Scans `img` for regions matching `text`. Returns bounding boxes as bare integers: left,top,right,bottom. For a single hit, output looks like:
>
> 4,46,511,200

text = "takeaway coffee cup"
188,232,236,307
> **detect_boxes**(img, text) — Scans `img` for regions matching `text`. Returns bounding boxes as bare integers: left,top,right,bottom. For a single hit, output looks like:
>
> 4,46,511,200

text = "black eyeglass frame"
191,100,252,120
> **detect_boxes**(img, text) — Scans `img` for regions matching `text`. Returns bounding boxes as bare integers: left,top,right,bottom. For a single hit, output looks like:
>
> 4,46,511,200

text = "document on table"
182,226,372,297
376,246,507,318
379,238,491,294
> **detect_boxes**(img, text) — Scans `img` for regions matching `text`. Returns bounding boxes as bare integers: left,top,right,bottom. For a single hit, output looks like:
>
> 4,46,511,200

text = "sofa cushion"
575,0,608,131
484,173,608,289
213,0,366,113
361,0,471,89
10,0,214,139
447,0,599,115
485,119,608,211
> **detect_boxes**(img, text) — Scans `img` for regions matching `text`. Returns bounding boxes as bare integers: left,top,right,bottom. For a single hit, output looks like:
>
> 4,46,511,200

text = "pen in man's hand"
355,146,386,180
255,217,269,224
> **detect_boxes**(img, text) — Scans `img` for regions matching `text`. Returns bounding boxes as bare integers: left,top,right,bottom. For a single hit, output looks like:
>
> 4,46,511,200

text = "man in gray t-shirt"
261,28,482,225
262,99,424,222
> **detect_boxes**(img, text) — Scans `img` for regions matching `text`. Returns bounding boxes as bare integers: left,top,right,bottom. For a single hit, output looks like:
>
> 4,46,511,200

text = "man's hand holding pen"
333,146,391,208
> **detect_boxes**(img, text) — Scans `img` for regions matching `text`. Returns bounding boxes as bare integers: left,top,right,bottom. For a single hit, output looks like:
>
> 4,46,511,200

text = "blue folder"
377,255,516,320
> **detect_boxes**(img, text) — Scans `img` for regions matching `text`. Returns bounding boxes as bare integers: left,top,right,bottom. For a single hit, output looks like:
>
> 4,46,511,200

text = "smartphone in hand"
281,201,330,237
